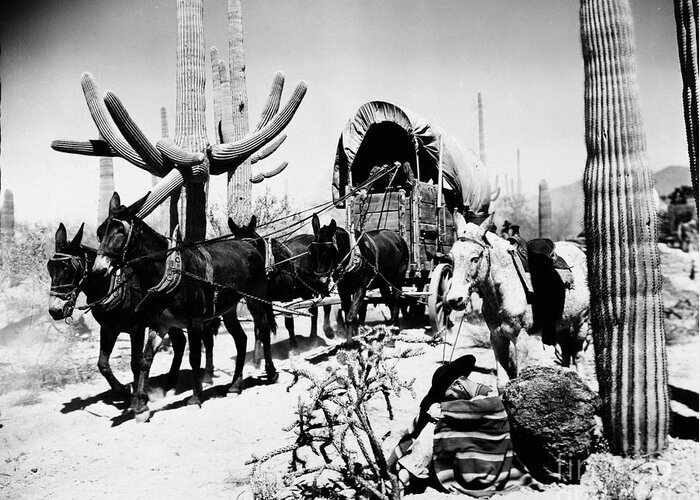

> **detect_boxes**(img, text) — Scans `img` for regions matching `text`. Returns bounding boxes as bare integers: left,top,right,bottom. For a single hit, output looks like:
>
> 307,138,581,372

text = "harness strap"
198,245,215,283
507,247,534,298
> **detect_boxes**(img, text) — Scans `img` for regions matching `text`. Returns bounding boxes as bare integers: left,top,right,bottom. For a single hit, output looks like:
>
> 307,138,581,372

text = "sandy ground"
0,246,698,499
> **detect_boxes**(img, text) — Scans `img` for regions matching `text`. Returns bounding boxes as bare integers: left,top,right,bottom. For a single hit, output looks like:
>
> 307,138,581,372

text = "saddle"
508,236,574,346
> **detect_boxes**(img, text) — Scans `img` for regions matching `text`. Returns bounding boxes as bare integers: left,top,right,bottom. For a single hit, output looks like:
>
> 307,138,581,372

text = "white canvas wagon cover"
332,101,491,212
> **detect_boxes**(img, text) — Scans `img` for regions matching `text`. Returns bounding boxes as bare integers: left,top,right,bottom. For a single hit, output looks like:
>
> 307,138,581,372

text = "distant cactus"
581,0,668,456
1,189,14,242
674,0,698,208
97,132,115,226
538,179,552,238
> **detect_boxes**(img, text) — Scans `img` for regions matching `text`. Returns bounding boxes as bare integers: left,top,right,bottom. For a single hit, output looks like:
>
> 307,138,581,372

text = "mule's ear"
109,192,121,215
68,223,85,249
127,192,150,218
478,212,495,238
248,214,257,231
328,219,337,233
311,213,320,236
55,223,68,251
228,217,239,234
454,211,468,239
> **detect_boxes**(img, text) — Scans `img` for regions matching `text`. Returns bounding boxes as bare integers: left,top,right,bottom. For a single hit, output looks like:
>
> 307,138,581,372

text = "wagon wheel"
428,263,453,337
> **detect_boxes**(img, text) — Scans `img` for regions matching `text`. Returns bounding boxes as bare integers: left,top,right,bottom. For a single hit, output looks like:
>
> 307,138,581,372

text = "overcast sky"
0,0,687,225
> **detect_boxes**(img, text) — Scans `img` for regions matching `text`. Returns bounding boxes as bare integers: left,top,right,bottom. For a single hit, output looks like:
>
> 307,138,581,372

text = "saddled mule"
93,193,277,415
446,212,590,391
228,215,333,345
309,214,409,345
48,223,219,404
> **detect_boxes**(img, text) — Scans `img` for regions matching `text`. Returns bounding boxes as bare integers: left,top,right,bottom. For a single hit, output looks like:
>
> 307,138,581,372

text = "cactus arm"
51,139,120,157
250,161,288,184
250,134,287,164
136,168,186,219
218,60,235,143
253,71,285,132
489,185,501,203
79,72,149,170
210,81,307,173
103,91,169,177
538,179,552,238
156,138,207,178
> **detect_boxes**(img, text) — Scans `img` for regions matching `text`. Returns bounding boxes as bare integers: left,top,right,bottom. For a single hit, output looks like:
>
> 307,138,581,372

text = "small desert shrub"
586,453,655,500
251,468,285,500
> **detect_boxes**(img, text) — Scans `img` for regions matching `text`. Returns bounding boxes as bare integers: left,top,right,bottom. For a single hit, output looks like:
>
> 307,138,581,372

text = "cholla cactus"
247,326,420,500
52,0,306,241
674,0,698,208
580,0,668,456
538,179,552,238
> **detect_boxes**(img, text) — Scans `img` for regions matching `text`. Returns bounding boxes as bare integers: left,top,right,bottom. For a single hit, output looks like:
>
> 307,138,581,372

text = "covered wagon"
332,101,493,334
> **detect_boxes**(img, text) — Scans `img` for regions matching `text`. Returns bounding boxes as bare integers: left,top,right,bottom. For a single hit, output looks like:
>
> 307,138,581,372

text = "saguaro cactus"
1,189,14,242
97,133,115,227
538,179,552,238
581,0,668,456
674,0,699,208
52,0,306,242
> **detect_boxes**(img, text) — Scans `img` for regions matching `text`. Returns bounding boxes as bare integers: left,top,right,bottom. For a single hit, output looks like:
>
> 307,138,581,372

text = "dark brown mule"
228,215,333,346
309,214,408,345
93,193,277,416
48,223,218,406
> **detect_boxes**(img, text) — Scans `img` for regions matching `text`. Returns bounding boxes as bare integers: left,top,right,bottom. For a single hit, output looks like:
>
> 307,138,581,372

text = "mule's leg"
223,311,247,394
133,329,166,416
202,323,215,385
345,287,367,346
285,314,297,348
97,327,129,398
309,306,318,338
165,328,186,392
322,305,334,338
129,326,145,398
381,285,402,327
490,330,518,393
249,302,278,383
186,318,204,406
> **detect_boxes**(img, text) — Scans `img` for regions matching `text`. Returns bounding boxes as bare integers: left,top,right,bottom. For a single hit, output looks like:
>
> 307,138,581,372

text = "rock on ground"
502,365,601,484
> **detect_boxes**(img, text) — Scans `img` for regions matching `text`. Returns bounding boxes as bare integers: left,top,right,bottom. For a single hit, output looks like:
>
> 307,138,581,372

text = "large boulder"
501,365,600,484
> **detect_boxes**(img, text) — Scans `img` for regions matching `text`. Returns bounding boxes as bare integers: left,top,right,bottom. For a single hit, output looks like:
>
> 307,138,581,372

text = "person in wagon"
387,355,530,497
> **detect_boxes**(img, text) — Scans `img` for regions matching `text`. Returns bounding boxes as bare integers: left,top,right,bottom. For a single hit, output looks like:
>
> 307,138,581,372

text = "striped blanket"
388,378,519,497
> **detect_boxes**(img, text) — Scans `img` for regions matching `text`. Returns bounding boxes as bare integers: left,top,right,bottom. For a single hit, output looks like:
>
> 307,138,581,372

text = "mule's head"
48,222,87,320
309,214,338,284
93,192,148,278
446,212,495,310
228,215,264,255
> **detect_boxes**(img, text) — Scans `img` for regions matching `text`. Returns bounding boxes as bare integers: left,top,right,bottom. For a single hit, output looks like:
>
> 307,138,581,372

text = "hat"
420,355,476,411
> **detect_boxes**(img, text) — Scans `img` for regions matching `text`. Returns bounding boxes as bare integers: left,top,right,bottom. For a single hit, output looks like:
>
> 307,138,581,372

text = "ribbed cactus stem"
1,189,14,242
98,132,115,226
175,0,209,241
581,0,668,456
161,106,169,139
538,179,552,238
250,134,287,164
250,161,288,183
254,71,285,131
477,92,486,164
218,60,235,144
674,0,699,208
51,139,119,157
211,47,223,144
227,0,252,225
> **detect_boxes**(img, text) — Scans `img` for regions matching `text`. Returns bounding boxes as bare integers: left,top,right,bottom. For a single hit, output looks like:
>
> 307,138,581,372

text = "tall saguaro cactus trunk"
97,132,115,227
226,0,252,225
674,0,699,209
175,0,209,241
538,179,552,238
580,0,669,456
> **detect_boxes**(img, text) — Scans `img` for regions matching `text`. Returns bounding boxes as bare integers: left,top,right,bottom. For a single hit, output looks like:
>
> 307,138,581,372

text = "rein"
48,252,88,301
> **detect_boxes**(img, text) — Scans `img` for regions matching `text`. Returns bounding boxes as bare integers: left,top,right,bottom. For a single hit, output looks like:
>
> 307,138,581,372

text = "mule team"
48,192,589,415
